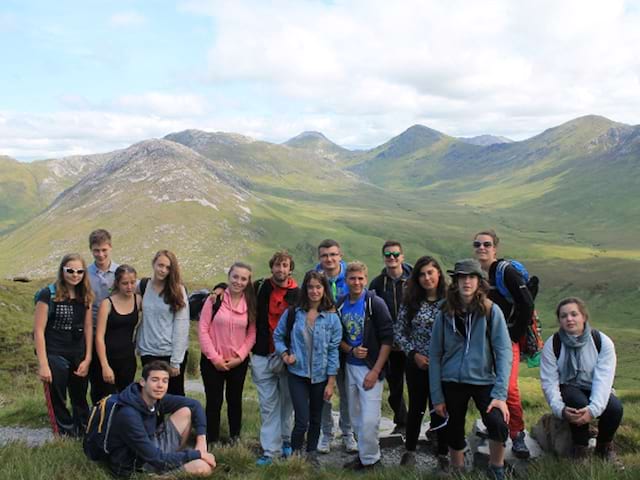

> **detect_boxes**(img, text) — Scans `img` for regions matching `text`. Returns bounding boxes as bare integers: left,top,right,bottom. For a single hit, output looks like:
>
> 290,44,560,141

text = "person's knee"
485,410,509,443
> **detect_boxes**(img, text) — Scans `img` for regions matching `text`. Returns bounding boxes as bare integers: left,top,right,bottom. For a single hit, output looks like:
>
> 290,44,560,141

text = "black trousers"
405,360,447,454
386,350,408,427
288,373,327,452
560,384,623,446
442,382,509,451
141,352,188,396
47,352,89,436
90,355,137,402
200,354,249,442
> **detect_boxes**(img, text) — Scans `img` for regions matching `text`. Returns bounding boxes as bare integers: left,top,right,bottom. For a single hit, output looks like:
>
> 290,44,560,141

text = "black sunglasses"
473,241,493,248
383,251,401,258
63,267,85,275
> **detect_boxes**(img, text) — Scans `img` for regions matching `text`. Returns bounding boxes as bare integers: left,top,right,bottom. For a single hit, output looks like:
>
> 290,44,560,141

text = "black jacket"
488,259,534,343
337,290,394,380
107,383,206,477
252,278,300,356
368,263,412,322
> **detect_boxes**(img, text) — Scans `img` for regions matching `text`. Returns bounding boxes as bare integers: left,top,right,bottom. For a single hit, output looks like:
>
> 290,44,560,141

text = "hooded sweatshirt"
315,259,348,302
199,289,256,365
369,263,413,322
106,382,206,477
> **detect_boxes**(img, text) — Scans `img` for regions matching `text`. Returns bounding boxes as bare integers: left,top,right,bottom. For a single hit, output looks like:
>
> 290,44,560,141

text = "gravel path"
0,426,54,447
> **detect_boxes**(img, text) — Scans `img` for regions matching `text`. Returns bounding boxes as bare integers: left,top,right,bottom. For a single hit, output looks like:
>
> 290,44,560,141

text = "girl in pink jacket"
199,262,257,443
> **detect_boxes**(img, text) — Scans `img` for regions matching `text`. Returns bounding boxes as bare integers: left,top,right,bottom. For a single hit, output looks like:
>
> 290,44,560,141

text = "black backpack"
552,329,602,358
83,394,121,461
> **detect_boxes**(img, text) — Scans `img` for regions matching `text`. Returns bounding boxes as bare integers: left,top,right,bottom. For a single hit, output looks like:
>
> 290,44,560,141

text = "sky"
1,0,640,161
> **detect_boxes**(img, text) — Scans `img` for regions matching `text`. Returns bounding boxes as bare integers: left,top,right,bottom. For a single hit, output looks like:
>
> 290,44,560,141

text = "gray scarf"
558,322,592,383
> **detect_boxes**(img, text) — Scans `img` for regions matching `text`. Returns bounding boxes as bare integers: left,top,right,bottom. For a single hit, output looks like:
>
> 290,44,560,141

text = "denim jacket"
273,307,342,384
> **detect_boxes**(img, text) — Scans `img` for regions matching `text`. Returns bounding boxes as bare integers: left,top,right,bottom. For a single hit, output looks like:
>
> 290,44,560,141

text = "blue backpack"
83,394,121,461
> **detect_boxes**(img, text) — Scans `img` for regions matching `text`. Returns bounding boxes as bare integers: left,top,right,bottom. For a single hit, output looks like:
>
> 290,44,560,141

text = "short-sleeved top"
88,262,119,323
37,287,87,356
341,294,366,366
105,297,138,360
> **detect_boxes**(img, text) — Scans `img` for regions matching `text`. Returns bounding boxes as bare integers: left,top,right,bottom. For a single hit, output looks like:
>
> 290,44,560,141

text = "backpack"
552,329,602,359
495,260,544,365
34,284,56,313
188,282,228,321
83,394,121,461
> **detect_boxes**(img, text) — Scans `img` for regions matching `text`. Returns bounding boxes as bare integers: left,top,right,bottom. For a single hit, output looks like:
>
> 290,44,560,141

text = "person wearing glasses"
33,253,94,436
473,229,534,459
429,259,512,480
368,240,410,436
314,239,357,454
394,256,448,468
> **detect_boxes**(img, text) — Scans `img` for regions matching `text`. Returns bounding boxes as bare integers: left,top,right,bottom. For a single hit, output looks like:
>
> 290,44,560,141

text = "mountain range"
0,115,638,290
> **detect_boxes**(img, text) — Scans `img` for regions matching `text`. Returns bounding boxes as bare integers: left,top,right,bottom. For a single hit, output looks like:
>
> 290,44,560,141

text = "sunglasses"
383,251,401,259
427,409,449,432
63,267,85,275
473,241,493,249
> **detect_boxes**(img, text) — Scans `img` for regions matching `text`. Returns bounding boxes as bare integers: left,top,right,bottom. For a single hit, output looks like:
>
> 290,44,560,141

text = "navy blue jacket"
107,382,206,477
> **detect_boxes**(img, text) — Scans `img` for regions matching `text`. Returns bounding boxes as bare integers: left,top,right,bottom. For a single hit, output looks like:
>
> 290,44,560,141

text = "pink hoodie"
199,289,256,365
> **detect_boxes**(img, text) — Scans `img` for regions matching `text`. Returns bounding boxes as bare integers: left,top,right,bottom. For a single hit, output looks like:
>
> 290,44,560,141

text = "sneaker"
281,441,293,459
305,451,321,468
488,464,505,480
511,431,530,459
391,424,406,435
361,460,383,472
317,433,331,454
343,457,364,470
400,451,416,466
256,455,273,466
437,454,450,471
343,433,359,453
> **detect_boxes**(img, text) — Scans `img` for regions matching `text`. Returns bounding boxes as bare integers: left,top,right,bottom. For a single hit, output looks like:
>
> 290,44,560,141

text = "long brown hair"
403,256,447,320
152,250,186,313
444,275,491,317
55,253,94,307
228,262,257,324
297,270,336,313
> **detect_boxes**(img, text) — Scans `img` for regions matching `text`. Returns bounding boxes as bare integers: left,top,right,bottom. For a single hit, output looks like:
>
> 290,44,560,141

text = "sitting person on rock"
540,297,623,466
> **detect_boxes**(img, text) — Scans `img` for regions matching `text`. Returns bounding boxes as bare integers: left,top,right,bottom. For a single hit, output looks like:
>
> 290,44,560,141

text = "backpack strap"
553,329,602,359
139,277,150,296
495,260,511,301
210,294,223,321
284,305,296,350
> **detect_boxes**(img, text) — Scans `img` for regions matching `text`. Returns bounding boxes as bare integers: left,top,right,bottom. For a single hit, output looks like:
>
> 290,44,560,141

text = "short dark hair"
381,240,403,256
473,229,499,247
142,360,171,380
317,239,341,253
269,250,295,272
89,229,112,248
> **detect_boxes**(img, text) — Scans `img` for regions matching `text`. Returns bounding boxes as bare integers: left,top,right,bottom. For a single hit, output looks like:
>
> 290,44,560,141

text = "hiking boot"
595,441,624,470
317,433,331,453
391,424,406,436
281,441,293,458
343,433,359,453
400,451,416,466
511,431,530,459
437,454,450,472
305,451,321,468
343,457,364,470
487,464,505,480
256,455,273,466
361,460,383,472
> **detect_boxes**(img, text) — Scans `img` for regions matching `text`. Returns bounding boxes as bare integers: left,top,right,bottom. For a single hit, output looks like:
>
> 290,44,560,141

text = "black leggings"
47,352,89,436
442,382,509,451
386,350,408,427
141,352,189,396
90,355,137,402
405,360,447,454
560,384,623,446
200,354,249,442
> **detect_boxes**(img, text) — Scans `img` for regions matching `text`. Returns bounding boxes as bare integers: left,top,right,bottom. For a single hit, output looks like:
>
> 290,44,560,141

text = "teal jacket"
429,303,512,405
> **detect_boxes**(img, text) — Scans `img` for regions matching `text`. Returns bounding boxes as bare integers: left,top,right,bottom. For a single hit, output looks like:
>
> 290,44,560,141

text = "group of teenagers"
33,229,624,479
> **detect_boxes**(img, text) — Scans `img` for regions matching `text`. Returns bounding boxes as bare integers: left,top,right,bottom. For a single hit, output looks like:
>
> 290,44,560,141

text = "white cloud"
114,92,207,117
109,11,146,27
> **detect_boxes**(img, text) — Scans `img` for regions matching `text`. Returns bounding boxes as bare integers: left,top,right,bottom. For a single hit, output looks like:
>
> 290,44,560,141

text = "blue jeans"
251,354,294,457
288,373,327,452
320,366,352,436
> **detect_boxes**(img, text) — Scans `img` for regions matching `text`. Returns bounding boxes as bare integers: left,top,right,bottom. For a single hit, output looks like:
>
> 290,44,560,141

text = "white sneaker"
343,433,358,453
317,433,331,453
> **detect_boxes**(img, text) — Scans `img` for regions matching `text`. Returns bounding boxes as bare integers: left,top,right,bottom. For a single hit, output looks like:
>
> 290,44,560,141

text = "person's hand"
213,360,229,371
487,399,509,424
363,369,378,390
38,364,52,383
74,359,90,377
225,357,243,369
414,353,429,370
283,353,296,365
210,288,225,300
102,365,115,384
169,366,181,377
323,382,335,401
352,345,368,360
434,403,447,418
562,407,582,424
201,452,217,468
573,407,594,426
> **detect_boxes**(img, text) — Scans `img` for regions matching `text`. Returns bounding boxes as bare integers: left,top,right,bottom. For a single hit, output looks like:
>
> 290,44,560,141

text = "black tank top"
105,296,138,359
